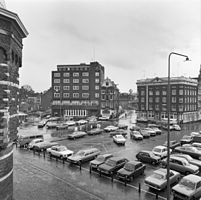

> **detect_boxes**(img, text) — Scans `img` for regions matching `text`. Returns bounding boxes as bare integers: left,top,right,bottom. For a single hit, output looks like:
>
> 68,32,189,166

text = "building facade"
0,3,28,200
51,62,105,118
100,77,119,118
119,92,138,110
137,76,198,123
197,66,201,120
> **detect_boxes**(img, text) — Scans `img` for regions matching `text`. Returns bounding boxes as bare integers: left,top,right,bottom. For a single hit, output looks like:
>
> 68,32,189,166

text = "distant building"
119,92,137,110
197,65,201,120
100,77,119,118
51,62,105,118
136,76,198,123
40,88,52,111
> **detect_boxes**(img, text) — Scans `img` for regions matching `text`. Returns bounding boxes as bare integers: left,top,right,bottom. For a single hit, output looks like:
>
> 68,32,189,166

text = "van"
32,141,59,152
17,133,43,147
28,138,44,149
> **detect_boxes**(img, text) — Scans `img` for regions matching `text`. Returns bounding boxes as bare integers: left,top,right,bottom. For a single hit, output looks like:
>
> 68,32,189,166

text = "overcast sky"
6,0,201,93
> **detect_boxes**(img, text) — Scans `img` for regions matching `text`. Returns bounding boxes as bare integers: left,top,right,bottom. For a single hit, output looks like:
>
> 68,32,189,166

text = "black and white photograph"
0,0,201,199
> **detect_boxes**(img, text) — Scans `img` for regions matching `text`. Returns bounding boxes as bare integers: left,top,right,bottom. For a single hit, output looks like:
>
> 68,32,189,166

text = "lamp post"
167,52,189,200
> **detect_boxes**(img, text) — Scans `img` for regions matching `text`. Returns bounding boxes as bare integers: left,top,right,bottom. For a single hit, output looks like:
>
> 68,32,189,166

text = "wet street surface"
13,112,201,200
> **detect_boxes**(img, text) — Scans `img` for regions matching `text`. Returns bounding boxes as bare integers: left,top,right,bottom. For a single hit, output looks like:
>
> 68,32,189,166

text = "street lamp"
167,52,189,200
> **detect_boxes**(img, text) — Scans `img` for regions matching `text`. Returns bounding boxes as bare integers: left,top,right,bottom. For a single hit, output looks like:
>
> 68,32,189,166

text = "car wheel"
185,171,190,175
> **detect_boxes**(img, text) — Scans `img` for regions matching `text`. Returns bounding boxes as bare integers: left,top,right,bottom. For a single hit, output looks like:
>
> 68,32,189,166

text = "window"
73,86,79,90
149,104,153,110
73,93,79,98
54,79,60,83
179,89,183,95
179,105,183,111
63,79,70,83
54,73,60,77
95,72,99,76
141,90,145,95
149,97,153,103
179,98,183,103
101,102,106,108
162,97,167,103
110,95,113,100
155,90,160,95
162,90,167,95
95,85,99,90
172,104,176,111
82,72,89,76
95,93,99,98
155,97,159,103
54,86,60,91
102,94,105,100
63,93,69,98
141,97,145,103
172,97,176,103
63,73,69,77
155,104,159,111
73,72,79,77
82,79,89,83
73,79,79,83
141,105,145,110
82,86,89,90
54,93,60,98
63,86,70,90
82,93,89,98
172,89,176,95
149,90,153,95
95,79,99,83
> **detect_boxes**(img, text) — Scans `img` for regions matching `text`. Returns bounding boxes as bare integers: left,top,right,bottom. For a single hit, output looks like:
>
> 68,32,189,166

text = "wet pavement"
13,111,201,200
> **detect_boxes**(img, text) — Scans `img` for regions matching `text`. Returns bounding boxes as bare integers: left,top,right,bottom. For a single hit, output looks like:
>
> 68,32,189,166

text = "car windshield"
105,159,116,167
124,163,135,171
96,156,105,162
58,146,67,151
180,179,196,190
182,160,190,166
183,136,191,139
116,135,124,139
153,147,162,153
76,151,85,156
152,172,165,180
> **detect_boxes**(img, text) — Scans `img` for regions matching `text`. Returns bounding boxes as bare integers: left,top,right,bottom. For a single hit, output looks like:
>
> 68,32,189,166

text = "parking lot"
14,112,201,200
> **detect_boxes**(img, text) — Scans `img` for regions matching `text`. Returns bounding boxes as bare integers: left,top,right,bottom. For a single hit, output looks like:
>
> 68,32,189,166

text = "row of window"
101,102,114,109
54,78,100,84
54,85,100,91
141,97,197,103
54,93,100,98
54,72,100,77
58,67,89,71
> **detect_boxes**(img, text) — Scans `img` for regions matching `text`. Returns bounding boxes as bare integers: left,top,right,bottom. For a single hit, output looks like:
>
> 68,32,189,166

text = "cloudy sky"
6,0,201,93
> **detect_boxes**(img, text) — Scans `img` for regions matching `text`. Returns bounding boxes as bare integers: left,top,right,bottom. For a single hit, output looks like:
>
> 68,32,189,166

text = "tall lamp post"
167,52,189,200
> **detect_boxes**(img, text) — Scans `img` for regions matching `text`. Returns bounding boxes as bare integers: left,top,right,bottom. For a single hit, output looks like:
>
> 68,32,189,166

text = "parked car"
32,141,59,152
104,125,118,132
130,125,141,131
67,131,87,139
180,135,193,145
67,148,100,164
162,140,180,150
192,142,201,150
143,128,156,136
147,124,162,135
46,121,59,129
130,131,143,140
28,138,44,150
161,156,199,175
47,145,73,159
98,157,128,175
191,132,200,137
174,146,201,160
37,120,47,128
55,123,68,130
145,168,180,191
152,145,171,158
76,119,88,125
113,135,126,145
172,174,201,200
116,161,146,181
65,120,76,126
140,129,151,138
90,153,113,169
87,128,103,135
118,124,128,130
173,153,201,169
172,124,181,131
136,150,161,165
109,129,127,137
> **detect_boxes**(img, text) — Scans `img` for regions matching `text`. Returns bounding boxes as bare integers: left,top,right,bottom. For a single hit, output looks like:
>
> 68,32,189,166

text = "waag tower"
0,1,28,199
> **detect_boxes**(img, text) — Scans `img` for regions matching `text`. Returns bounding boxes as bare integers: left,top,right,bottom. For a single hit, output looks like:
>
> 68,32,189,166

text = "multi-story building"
100,77,119,118
197,65,201,120
119,92,138,110
51,62,105,118
137,76,198,123
0,3,28,200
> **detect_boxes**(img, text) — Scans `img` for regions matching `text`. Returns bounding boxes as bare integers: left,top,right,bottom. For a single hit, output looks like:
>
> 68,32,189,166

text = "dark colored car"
130,126,141,131
118,124,128,130
163,140,180,150
98,157,128,176
116,161,146,181
87,128,104,135
109,129,127,137
67,131,87,139
174,146,201,160
180,135,193,145
130,131,143,140
90,153,113,169
136,150,161,165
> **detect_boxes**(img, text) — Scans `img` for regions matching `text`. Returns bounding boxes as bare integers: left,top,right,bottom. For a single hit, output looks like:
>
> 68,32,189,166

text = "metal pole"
167,52,189,200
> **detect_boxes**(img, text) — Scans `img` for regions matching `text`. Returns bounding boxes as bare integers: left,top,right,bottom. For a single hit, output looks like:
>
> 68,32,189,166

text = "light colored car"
180,135,193,145
87,128,103,135
113,135,126,145
77,120,88,125
172,174,201,200
140,129,150,138
130,131,143,140
145,168,180,191
67,148,100,164
173,124,181,131
47,145,73,159
148,124,162,135
191,132,200,137
28,138,44,149
163,140,180,149
90,153,113,169
65,120,76,126
192,142,201,150
67,131,87,139
104,125,118,132
144,128,156,136
152,145,171,158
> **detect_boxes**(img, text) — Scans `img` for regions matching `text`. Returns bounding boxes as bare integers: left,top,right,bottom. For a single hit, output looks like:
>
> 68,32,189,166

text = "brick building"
51,62,105,118
100,77,119,118
137,76,198,123
0,3,28,200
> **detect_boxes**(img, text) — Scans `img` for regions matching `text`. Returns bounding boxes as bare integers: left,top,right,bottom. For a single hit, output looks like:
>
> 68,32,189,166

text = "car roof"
170,156,188,162
184,174,201,183
139,150,152,154
99,153,113,158
78,148,99,153
154,145,166,149
126,161,142,166
108,156,126,161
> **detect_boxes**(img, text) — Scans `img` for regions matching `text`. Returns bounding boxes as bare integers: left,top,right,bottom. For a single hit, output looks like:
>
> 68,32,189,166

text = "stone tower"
0,3,28,200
